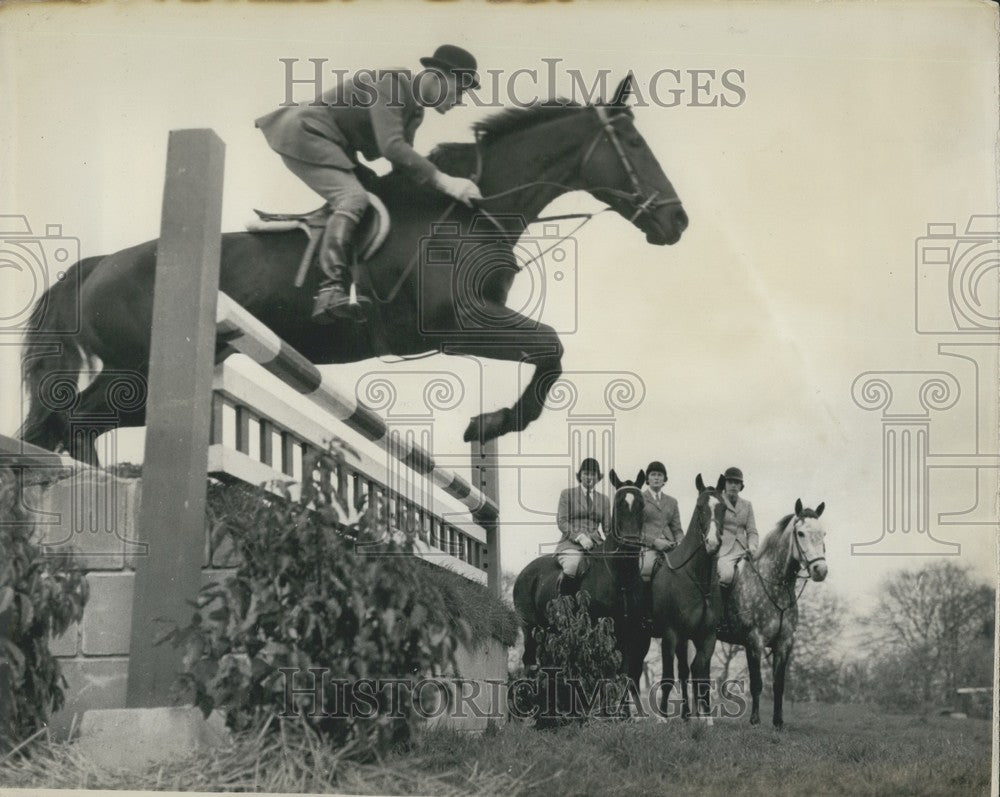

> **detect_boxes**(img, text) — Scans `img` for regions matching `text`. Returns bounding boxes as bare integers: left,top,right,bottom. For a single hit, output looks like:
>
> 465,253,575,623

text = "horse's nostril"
674,208,688,231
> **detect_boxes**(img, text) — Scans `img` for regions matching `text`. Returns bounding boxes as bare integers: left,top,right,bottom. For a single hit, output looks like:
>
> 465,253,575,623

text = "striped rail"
212,292,495,581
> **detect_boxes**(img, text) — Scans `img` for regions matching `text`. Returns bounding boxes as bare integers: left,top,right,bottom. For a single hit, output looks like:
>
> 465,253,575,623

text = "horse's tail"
17,256,102,452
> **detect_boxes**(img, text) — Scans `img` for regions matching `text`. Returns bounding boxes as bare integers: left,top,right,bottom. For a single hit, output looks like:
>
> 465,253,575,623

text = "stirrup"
311,285,353,323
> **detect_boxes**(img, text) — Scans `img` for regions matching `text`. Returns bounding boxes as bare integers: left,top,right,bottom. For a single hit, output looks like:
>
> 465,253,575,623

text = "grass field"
0,701,992,795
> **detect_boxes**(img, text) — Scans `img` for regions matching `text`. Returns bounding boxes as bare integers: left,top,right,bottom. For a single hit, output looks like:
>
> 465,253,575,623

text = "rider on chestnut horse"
255,44,483,322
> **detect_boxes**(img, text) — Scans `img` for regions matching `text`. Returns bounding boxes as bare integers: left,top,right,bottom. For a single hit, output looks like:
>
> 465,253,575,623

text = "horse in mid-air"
513,469,648,691
718,499,828,728
19,76,688,463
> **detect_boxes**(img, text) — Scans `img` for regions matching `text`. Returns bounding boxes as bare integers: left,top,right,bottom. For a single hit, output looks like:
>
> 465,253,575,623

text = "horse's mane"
428,98,585,176
756,508,822,559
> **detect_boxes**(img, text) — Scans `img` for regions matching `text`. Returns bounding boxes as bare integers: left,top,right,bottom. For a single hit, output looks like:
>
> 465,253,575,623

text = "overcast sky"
1,1,997,611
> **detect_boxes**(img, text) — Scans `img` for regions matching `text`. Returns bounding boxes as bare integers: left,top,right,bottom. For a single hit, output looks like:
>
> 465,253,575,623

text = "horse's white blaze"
624,492,635,509
705,494,722,551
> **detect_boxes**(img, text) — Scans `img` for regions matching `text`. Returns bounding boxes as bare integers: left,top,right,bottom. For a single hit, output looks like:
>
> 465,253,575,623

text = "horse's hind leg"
521,626,538,673
69,369,150,466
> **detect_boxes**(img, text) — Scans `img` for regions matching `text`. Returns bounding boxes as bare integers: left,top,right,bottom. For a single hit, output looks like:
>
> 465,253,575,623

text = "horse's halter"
789,514,826,578
578,106,682,223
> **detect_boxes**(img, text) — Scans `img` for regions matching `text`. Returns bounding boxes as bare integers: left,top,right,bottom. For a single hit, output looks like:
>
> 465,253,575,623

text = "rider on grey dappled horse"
716,466,758,590
555,458,611,597
255,44,483,322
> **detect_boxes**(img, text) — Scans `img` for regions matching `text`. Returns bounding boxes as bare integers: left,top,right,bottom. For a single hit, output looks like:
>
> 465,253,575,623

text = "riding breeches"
556,547,585,577
279,153,370,222
640,548,660,581
717,549,745,586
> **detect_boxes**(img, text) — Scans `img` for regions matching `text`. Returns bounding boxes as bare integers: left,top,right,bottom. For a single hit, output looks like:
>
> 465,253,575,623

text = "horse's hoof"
750,715,760,726
463,409,511,443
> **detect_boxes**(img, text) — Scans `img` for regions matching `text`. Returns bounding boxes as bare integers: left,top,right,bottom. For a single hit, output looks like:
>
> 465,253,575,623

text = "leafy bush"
0,467,88,752
171,444,508,759
527,592,630,727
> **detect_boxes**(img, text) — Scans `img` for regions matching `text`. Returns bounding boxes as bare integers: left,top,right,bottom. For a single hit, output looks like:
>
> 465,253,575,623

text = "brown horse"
718,499,828,727
513,469,647,688
18,76,687,463
650,473,724,721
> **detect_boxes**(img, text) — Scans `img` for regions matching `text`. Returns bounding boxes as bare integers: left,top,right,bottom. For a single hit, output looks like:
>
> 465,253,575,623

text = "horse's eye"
797,531,805,537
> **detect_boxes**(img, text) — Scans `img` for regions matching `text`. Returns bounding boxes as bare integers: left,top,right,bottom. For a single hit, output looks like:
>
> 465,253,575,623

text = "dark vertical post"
126,129,224,707
471,439,501,598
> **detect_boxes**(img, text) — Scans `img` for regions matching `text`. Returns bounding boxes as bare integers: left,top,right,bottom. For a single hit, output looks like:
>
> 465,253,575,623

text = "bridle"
662,493,721,571
374,104,681,311
738,514,825,616
578,105,682,224
789,514,826,579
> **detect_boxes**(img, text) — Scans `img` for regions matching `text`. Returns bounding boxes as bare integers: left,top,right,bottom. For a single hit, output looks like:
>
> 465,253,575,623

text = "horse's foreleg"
677,638,692,720
657,631,677,719
692,633,718,721
771,638,793,729
745,642,763,726
444,319,563,443
522,626,538,673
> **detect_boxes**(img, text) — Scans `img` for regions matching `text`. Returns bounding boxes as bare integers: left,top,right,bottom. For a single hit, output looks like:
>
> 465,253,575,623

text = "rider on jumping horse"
555,458,612,598
255,44,483,322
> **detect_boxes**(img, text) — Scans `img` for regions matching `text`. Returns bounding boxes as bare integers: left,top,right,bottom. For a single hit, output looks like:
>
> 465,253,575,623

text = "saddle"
247,192,391,291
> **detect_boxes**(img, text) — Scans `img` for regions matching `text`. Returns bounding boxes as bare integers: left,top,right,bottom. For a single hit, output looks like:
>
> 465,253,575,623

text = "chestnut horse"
650,473,724,721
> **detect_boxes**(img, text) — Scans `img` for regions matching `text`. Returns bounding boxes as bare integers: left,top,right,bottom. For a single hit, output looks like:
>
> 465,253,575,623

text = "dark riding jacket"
256,69,438,185
556,485,611,551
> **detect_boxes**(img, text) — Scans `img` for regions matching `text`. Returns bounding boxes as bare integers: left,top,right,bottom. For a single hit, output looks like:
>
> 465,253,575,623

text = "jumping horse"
513,469,647,689
19,76,688,462
718,499,828,727
650,474,724,722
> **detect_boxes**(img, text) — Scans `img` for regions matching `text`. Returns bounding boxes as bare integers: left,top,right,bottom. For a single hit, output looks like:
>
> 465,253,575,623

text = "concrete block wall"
24,469,508,737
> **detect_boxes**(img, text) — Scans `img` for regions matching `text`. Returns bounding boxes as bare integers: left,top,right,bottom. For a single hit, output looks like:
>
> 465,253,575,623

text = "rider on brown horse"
555,458,612,598
716,466,758,607
255,44,483,322
639,459,684,623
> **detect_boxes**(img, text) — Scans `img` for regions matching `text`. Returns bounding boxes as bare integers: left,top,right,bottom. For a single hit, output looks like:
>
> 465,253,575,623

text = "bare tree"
786,587,848,701
862,561,995,704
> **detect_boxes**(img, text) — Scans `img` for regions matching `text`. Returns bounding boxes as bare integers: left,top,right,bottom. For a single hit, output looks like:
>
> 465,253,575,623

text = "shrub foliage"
527,592,630,726
171,445,507,758
0,467,88,751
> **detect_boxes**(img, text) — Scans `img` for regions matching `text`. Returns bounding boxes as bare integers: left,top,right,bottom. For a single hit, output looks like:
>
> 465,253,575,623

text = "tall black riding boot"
558,572,579,598
312,213,358,323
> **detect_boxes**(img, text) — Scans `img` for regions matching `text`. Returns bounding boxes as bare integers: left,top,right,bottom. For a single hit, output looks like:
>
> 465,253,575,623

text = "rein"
373,104,680,307
735,516,819,633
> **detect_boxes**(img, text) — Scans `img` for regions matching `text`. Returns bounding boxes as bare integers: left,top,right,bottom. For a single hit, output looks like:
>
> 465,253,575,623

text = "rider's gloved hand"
576,534,594,551
433,172,482,206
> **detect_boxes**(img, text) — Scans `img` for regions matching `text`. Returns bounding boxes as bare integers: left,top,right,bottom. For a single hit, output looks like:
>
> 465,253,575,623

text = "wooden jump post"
125,129,501,707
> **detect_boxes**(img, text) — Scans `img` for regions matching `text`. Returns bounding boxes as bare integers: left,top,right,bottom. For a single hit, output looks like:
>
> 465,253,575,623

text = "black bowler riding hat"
723,466,745,490
577,457,602,481
645,461,667,479
420,44,480,90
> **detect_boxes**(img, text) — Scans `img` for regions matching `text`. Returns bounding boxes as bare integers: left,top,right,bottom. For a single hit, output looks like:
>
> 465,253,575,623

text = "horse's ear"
609,469,621,489
795,498,803,516
696,473,705,492
610,73,635,107
636,470,646,489
716,474,726,492
815,502,825,518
